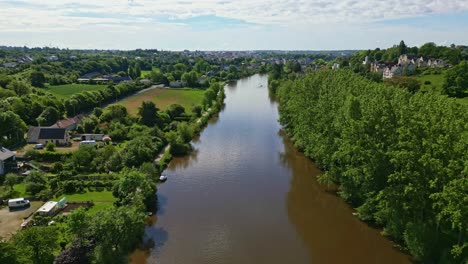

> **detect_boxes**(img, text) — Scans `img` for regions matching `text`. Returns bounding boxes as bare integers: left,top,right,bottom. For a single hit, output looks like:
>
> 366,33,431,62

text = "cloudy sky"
0,0,467,50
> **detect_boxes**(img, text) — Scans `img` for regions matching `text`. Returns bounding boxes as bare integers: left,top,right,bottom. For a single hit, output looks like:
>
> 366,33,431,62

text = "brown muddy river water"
131,74,411,264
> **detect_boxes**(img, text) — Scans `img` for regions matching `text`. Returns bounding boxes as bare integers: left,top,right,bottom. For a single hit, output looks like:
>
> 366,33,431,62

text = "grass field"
140,70,152,78
119,87,205,115
87,203,114,215
59,191,116,202
416,74,445,94
44,84,107,99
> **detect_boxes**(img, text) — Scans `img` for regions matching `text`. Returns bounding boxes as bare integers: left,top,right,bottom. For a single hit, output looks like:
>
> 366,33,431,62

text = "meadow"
45,84,107,99
119,87,205,115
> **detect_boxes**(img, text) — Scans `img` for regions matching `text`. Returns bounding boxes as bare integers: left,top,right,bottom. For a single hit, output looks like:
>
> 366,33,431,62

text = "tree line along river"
131,74,411,264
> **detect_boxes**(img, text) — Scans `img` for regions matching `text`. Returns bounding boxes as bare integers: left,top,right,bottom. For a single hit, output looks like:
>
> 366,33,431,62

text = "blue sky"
0,0,467,50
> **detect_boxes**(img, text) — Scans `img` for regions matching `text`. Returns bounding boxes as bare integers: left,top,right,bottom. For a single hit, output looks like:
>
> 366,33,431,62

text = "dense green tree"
177,122,194,143
276,70,468,262
166,104,185,119
100,104,128,122
30,71,46,87
181,70,199,87
71,144,97,172
137,101,158,127
0,239,22,264
6,80,31,96
398,40,407,56
443,60,468,98
37,106,61,126
4,173,19,190
384,76,421,93
90,206,145,263
12,226,60,264
0,110,27,147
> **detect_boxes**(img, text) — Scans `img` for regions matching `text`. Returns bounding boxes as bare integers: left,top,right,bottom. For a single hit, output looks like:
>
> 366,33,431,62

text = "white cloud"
0,0,467,49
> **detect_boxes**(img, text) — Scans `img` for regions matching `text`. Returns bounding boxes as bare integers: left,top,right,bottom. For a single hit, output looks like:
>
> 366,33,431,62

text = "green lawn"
416,74,445,94
119,87,205,115
87,203,114,215
59,191,116,202
44,84,107,99
140,71,152,78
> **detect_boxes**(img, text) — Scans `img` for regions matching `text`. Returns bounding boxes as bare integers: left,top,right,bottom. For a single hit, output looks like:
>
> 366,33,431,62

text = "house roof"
27,127,41,140
38,128,67,140
0,147,15,161
80,72,101,79
51,115,83,129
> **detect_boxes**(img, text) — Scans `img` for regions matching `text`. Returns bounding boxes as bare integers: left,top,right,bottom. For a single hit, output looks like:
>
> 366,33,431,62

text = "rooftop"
37,201,58,213
0,147,15,161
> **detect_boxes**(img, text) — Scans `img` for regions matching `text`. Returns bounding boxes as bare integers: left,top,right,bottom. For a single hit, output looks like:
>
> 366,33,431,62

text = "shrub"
45,142,56,152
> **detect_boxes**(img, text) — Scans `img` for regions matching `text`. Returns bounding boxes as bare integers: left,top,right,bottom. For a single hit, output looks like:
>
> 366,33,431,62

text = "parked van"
34,143,44,149
79,140,96,146
8,198,30,209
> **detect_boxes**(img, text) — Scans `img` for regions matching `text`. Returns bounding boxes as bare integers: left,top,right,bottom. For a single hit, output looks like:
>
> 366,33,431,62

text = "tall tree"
12,227,60,264
30,71,46,88
137,101,158,127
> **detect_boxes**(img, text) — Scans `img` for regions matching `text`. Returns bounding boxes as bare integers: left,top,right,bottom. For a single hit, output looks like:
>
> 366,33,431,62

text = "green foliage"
166,104,186,119
137,101,158,127
46,141,56,152
384,76,421,93
12,226,60,264
4,173,19,190
100,104,128,122
90,206,146,263
30,71,46,87
71,144,97,172
120,136,160,168
112,169,156,208
177,122,194,143
0,110,27,147
276,70,468,262
443,60,468,98
182,70,199,87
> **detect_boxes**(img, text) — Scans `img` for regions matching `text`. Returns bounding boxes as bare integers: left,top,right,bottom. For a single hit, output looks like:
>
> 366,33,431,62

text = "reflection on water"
130,74,411,264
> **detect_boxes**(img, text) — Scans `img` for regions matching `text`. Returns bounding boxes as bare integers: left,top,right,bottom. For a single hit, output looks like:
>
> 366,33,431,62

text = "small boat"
159,175,167,182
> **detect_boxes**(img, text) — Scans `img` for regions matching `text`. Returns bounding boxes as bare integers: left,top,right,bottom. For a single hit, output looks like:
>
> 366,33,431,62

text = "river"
131,74,411,264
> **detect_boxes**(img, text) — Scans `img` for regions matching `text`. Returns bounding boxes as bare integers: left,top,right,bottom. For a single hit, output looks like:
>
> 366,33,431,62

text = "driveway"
0,201,42,239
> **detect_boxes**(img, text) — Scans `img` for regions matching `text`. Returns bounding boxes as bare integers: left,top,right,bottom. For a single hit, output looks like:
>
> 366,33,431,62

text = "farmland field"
119,87,205,115
45,84,107,99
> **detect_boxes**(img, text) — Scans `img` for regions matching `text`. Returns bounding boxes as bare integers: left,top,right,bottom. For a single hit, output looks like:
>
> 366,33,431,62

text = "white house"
27,127,70,145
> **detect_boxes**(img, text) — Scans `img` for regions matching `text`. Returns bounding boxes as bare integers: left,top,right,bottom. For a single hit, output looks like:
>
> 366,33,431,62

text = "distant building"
427,58,445,68
27,127,70,145
78,134,105,141
51,115,83,131
332,63,340,70
2,62,18,68
47,55,58,62
0,147,15,175
169,81,187,88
